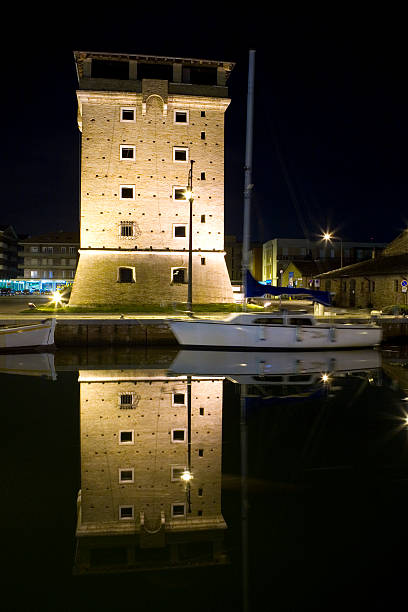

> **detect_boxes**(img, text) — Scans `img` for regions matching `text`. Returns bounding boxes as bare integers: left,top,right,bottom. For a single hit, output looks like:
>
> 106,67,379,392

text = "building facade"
0,225,19,278
22,232,79,281
69,51,235,307
316,230,408,309
74,367,226,573
262,238,386,285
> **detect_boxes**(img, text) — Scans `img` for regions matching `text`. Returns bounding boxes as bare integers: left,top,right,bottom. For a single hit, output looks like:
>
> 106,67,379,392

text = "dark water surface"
1,345,408,611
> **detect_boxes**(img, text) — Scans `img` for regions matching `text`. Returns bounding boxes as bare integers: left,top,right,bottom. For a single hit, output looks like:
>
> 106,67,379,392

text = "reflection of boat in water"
169,349,382,402
0,352,56,380
169,311,382,350
169,349,382,380
0,318,56,350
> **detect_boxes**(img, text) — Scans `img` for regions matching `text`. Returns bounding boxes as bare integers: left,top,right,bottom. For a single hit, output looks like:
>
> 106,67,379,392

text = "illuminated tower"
70,51,235,307
74,367,227,572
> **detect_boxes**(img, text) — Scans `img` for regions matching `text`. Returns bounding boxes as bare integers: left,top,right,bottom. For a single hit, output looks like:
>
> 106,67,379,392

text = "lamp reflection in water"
74,366,227,574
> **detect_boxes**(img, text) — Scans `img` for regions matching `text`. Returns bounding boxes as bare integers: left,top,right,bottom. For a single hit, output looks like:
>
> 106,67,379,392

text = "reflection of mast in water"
74,367,227,574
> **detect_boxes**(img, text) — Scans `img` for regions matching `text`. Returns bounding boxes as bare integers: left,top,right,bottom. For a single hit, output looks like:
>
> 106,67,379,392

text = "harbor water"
1,344,408,611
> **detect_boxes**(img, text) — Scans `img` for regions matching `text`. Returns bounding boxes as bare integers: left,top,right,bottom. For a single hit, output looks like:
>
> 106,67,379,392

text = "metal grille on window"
120,222,134,237
119,393,140,409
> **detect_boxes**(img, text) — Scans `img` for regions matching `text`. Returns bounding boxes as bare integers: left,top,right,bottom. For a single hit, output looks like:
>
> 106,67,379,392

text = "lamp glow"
50,290,63,306
321,373,330,383
184,189,193,200
180,470,193,482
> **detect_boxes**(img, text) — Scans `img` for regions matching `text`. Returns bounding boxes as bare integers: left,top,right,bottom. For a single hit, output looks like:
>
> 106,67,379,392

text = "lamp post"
186,160,195,314
323,232,343,268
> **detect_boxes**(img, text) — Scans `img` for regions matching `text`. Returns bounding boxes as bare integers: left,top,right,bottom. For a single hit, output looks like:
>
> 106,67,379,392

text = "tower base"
69,250,234,307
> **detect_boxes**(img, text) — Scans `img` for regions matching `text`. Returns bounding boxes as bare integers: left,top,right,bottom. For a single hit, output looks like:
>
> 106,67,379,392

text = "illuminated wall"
75,368,226,573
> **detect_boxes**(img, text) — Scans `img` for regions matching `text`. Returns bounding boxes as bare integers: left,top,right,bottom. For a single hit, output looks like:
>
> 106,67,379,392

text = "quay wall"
1,317,408,347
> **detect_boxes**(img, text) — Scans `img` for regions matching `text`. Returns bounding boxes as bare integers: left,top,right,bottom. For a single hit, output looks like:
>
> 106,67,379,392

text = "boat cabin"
226,313,315,326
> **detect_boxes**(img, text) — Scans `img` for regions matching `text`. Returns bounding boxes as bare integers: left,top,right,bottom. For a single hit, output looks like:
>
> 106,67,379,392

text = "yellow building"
74,367,227,573
70,51,235,307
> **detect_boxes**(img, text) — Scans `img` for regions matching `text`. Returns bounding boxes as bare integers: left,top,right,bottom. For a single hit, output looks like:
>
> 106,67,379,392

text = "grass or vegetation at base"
382,304,408,315
22,302,264,314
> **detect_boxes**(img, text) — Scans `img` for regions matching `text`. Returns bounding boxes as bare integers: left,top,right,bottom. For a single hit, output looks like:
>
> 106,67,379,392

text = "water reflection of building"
74,368,227,573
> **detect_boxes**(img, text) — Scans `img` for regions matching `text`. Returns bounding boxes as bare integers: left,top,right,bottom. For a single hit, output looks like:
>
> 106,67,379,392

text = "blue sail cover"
246,271,331,306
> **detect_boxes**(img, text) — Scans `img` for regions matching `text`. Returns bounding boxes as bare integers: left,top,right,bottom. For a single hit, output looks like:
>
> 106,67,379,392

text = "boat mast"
242,49,256,311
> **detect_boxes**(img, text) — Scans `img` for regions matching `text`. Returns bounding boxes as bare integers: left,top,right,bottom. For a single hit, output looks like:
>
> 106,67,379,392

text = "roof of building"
287,260,342,275
316,253,408,279
22,232,80,244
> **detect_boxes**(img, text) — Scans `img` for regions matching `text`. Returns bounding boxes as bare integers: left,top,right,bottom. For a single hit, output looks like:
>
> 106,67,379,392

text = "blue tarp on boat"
246,271,332,306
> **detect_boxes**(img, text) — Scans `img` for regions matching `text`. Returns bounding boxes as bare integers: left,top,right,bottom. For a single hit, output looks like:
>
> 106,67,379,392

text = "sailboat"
168,51,382,350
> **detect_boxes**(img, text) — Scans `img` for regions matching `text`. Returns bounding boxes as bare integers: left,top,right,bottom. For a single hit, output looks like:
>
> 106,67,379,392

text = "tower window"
120,107,136,122
173,147,188,163
120,222,135,237
171,503,186,517
201,215,206,223
201,172,206,180
201,258,206,265
119,505,134,520
92,59,129,80
119,468,134,483
118,267,135,283
173,225,187,238
171,267,187,284
201,111,206,117
171,429,186,442
120,145,135,160
173,187,188,201
172,392,186,405
119,430,134,445
120,185,135,200
174,110,189,124
201,132,206,140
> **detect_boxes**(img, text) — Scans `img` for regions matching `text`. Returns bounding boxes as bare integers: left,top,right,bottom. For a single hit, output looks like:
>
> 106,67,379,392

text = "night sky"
2,9,407,244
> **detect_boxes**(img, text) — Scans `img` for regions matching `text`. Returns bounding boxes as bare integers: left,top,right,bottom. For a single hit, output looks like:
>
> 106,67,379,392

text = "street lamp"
186,160,195,314
323,231,343,268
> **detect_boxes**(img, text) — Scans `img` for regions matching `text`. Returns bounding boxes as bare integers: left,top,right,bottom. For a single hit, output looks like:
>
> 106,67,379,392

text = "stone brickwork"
323,276,408,309
77,370,225,536
70,52,234,306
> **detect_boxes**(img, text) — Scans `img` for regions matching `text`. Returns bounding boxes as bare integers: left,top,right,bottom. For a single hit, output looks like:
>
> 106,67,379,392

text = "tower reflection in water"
74,367,227,574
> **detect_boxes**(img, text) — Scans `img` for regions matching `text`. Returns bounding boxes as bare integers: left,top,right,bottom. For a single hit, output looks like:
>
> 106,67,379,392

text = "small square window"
199,408,204,416
172,429,186,443
173,225,187,238
171,267,187,284
119,430,134,445
172,503,186,517
201,258,206,266
120,185,135,200
121,107,136,122
173,147,188,163
120,145,135,160
172,392,186,405
119,468,134,483
174,110,189,124
198,488,203,496
120,393,133,407
201,111,206,117
198,449,204,457
118,267,135,283
120,222,134,237
119,505,134,519
173,187,187,201
201,132,206,140
201,215,206,223
171,466,187,481
201,172,206,180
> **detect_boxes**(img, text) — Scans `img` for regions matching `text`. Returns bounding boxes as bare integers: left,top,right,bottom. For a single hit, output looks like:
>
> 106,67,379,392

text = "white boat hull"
169,319,382,349
0,319,56,350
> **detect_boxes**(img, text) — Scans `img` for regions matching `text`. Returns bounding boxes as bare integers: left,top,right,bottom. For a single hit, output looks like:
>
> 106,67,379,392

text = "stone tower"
74,367,227,572
70,51,235,307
